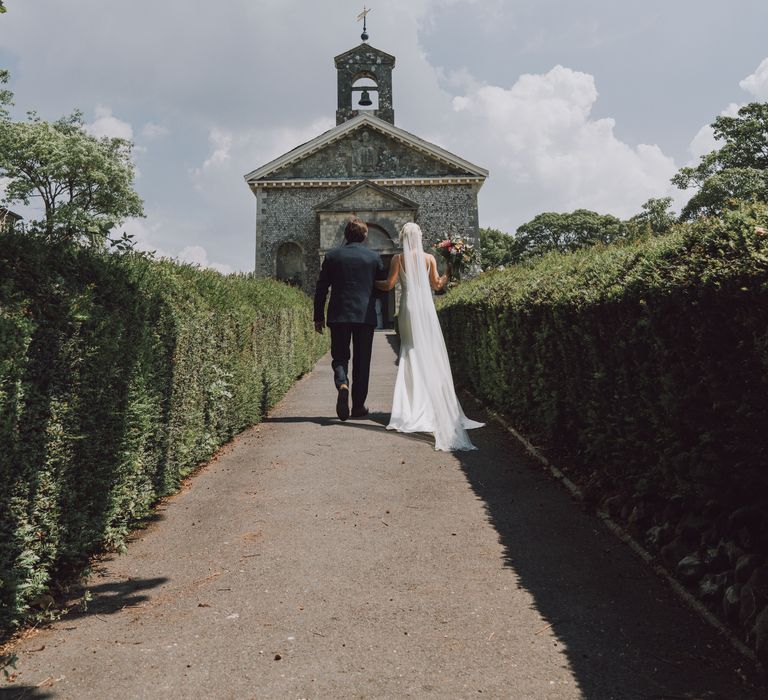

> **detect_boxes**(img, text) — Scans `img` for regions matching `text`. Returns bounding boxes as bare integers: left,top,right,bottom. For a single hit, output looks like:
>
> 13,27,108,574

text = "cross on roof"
357,6,371,42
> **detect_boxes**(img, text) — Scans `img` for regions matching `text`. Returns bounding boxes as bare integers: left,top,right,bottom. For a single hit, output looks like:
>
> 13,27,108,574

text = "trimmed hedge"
439,204,768,651
0,233,328,634
438,204,768,503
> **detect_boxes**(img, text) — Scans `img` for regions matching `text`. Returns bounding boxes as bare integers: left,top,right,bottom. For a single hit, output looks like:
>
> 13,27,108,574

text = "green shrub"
0,233,328,634
438,203,768,506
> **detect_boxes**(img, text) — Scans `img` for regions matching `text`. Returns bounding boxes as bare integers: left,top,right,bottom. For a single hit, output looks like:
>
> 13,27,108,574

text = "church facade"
244,38,487,324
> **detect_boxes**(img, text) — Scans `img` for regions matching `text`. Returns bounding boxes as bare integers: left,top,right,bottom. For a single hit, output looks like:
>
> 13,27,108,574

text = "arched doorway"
275,241,305,288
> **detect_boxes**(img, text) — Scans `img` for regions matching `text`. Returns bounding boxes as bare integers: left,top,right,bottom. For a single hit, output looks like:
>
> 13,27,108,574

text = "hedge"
0,233,328,634
439,203,768,498
437,204,768,642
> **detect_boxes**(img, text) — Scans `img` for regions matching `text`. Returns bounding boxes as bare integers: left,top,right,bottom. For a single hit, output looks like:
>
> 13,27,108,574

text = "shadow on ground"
0,686,55,699
386,335,764,699
62,575,169,621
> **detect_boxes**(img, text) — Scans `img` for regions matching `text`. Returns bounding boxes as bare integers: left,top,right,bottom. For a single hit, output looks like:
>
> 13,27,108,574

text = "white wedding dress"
387,223,484,451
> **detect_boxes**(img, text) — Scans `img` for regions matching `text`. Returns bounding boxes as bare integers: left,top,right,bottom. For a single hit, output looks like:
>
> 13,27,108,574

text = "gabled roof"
0,207,22,222
314,180,418,212
334,42,395,65
243,113,488,184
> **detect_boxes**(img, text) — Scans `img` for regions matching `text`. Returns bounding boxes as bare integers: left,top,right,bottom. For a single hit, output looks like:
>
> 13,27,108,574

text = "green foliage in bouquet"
0,233,328,634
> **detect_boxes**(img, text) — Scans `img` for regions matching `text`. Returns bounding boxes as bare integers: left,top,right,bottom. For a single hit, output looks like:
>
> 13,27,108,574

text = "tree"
478,227,524,270
626,196,676,236
515,209,626,259
673,102,768,219
0,109,144,246
0,2,6,14
0,69,11,119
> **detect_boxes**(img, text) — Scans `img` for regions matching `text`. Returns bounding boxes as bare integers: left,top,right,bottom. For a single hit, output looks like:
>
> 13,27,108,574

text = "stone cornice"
249,176,485,191
243,113,488,184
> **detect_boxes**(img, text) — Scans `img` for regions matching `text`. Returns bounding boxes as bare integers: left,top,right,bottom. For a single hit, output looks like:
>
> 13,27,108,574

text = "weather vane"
357,6,372,42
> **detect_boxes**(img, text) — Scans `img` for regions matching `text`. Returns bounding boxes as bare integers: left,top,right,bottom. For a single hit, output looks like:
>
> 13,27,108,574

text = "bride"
375,222,484,451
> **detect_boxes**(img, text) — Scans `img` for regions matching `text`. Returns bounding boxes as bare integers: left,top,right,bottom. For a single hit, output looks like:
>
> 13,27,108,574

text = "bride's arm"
375,255,400,291
428,254,448,291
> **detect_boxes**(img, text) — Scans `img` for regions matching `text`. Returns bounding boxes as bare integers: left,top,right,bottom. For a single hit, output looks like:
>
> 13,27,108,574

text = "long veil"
396,223,483,451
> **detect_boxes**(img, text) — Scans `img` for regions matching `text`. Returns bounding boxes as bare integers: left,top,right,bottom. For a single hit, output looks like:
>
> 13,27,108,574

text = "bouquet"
434,235,478,281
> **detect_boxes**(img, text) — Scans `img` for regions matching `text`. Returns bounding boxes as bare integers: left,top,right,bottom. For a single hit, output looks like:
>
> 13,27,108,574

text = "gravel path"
1,331,762,699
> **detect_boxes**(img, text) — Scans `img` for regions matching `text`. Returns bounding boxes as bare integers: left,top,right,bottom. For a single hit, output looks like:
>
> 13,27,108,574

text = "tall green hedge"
438,203,768,508
0,233,328,634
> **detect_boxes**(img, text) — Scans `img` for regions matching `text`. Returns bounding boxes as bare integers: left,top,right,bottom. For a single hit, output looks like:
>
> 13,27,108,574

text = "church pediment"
314,181,417,212
244,114,487,185
334,42,395,67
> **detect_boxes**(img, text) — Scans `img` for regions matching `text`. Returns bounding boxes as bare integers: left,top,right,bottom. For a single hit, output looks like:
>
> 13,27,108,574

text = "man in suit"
314,217,386,421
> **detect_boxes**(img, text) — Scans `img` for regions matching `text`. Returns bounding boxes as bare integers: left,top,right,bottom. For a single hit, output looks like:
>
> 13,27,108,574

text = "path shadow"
383,332,400,364
266,412,438,447
451,424,763,698
370,326,763,695
0,686,55,699
61,575,169,621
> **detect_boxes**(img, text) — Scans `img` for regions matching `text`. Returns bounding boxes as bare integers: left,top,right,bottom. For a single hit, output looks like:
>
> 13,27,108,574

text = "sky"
1,0,768,273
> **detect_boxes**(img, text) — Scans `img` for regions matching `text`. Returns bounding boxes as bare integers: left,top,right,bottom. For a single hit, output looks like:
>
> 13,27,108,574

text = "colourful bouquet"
434,235,478,281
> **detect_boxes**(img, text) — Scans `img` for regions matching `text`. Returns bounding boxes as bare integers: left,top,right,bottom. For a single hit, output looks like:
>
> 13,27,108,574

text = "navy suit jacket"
314,242,386,326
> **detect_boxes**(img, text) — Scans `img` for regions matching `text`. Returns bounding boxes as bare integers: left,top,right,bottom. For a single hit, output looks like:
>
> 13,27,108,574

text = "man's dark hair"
344,217,368,243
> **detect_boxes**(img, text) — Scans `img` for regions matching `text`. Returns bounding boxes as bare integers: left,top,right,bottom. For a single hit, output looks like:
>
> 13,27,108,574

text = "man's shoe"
350,406,369,418
336,385,350,421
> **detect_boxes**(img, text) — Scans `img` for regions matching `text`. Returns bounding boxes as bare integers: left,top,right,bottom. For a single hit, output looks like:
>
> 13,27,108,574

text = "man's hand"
314,321,325,334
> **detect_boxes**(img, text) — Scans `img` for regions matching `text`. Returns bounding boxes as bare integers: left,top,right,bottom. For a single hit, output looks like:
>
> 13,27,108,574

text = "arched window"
275,242,304,287
352,76,379,111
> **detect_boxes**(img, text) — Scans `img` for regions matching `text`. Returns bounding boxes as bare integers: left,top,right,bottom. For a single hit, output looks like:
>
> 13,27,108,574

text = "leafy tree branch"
0,107,144,246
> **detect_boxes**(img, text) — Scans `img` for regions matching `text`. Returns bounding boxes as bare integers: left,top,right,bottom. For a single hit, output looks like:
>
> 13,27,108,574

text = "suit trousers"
329,323,375,409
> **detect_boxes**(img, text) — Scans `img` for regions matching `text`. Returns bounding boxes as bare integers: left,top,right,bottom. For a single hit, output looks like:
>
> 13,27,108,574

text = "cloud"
685,56,768,163
740,57,768,100
196,127,234,174
687,102,741,161
190,118,335,199
86,105,133,140
447,65,678,228
121,217,233,274
177,245,233,274
141,122,169,140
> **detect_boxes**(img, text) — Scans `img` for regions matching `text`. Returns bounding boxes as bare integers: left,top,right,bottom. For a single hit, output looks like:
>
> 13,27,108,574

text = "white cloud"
685,54,768,164
740,57,768,99
199,128,233,171
177,245,233,274
120,217,233,274
687,102,741,161
191,118,334,200
448,65,678,227
141,122,169,140
86,105,133,140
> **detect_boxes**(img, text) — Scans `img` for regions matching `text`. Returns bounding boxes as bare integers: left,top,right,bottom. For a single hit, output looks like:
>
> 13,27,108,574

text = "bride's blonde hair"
399,222,423,245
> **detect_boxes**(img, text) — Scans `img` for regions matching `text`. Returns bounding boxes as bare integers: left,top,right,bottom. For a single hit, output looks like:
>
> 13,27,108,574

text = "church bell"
358,89,373,107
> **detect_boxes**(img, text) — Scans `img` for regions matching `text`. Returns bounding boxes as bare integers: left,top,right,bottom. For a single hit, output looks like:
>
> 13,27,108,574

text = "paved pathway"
1,332,763,699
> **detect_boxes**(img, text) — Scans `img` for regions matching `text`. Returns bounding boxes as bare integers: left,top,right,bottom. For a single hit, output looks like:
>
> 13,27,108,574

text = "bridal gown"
387,258,484,451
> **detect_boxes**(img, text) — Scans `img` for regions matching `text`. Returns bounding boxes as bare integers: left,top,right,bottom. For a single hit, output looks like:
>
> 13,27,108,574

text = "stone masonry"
244,38,488,312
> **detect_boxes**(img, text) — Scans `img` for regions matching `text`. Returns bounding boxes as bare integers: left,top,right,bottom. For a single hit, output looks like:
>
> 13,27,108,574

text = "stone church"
244,34,488,325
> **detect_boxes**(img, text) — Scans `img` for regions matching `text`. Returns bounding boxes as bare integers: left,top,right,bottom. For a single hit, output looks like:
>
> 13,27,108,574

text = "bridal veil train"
386,223,484,451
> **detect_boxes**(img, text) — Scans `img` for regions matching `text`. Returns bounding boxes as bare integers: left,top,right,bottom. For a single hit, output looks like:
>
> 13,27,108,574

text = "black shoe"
350,406,369,418
336,385,349,421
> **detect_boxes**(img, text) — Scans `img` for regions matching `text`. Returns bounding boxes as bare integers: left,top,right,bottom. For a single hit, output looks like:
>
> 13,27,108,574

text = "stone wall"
255,187,337,293
393,184,481,247
256,182,481,295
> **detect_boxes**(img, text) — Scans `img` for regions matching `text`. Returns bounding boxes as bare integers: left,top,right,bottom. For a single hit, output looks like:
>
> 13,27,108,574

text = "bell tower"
334,23,395,126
